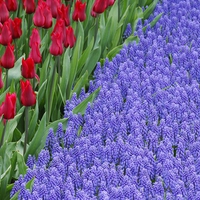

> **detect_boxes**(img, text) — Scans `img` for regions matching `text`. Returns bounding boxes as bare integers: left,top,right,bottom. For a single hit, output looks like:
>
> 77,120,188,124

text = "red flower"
8,18,22,39
20,80,36,107
42,1,52,28
51,0,61,18
0,43,15,69
57,4,70,26
52,18,65,42
0,68,3,89
0,0,9,24
29,42,42,64
21,57,36,79
5,0,18,11
0,21,12,45
92,0,107,14
23,0,35,14
72,0,86,22
0,93,16,120
49,32,63,56
33,3,45,27
90,9,97,18
29,28,41,48
64,26,76,48
108,0,115,6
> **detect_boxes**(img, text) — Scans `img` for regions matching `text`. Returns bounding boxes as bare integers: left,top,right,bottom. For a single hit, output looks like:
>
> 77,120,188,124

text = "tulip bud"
57,4,70,26
49,32,63,56
0,68,3,89
33,4,45,27
29,28,41,48
64,26,76,48
20,80,36,107
92,0,107,14
5,0,18,11
51,0,61,18
0,0,9,23
29,42,42,64
72,0,86,22
21,57,36,79
0,92,16,120
0,43,15,69
23,0,35,14
8,18,22,39
0,21,12,45
52,18,65,42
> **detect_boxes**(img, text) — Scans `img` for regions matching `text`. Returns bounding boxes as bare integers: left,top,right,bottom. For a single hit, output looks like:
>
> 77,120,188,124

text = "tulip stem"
0,120,7,148
23,106,29,155
118,0,120,22
57,56,61,84
47,57,57,123
94,16,99,46
5,69,8,89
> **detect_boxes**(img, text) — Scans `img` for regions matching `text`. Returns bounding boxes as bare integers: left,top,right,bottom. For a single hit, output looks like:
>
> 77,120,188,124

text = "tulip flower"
33,3,45,27
0,68,3,89
64,26,76,48
29,42,42,64
8,18,22,39
92,0,107,14
108,0,115,6
20,80,36,107
29,28,41,48
72,0,86,22
0,0,9,23
42,2,52,28
0,43,15,69
23,0,35,14
49,32,63,56
57,4,70,27
0,93,16,120
0,21,12,45
21,57,36,79
52,18,65,42
51,0,61,18
5,0,18,11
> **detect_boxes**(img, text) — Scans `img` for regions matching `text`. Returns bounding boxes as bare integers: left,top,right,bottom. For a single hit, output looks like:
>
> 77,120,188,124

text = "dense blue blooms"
11,0,200,199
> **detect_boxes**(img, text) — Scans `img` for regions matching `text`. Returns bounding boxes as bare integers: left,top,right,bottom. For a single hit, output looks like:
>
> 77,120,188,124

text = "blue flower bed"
11,0,200,199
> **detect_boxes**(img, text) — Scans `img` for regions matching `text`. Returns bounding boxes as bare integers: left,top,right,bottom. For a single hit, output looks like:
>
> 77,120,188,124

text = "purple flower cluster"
11,0,200,199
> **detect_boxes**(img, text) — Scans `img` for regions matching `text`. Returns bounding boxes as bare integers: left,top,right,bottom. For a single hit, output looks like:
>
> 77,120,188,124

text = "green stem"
57,56,61,84
94,16,99,46
47,57,57,123
23,106,29,155
118,0,120,22
14,39,18,60
5,69,8,89
0,120,7,148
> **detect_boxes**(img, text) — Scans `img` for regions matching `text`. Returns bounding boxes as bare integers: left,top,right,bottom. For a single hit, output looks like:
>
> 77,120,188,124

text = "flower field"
1,0,200,199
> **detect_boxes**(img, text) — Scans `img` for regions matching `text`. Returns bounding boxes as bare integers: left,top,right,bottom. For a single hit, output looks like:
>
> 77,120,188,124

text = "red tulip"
72,0,86,22
33,3,45,27
5,0,18,11
0,43,15,69
29,42,42,64
57,4,70,26
52,18,65,42
23,0,35,14
0,68,3,89
64,26,76,48
20,80,36,107
49,32,63,56
29,28,41,48
108,0,115,6
0,93,16,120
0,0,9,23
42,2,52,28
0,21,12,45
51,0,61,18
92,0,107,14
90,9,97,18
8,18,22,39
21,57,36,79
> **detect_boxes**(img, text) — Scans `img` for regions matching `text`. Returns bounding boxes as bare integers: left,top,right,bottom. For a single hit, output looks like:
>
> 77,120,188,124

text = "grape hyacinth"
11,0,200,199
